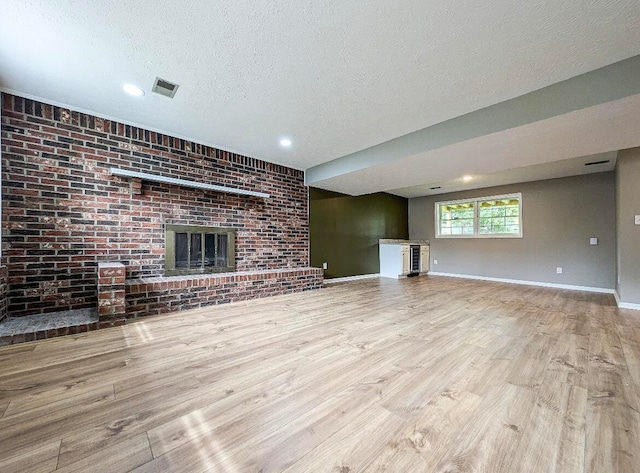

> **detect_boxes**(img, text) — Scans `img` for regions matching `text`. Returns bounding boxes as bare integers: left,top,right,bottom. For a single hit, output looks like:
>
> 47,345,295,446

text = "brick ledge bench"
124,267,324,318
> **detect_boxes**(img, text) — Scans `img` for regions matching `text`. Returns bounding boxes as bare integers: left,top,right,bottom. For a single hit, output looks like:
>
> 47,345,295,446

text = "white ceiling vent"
584,159,610,166
152,77,179,98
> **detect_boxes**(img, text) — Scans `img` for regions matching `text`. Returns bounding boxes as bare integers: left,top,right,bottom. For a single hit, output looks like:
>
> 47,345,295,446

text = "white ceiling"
393,151,618,199
1,0,640,197
323,94,640,197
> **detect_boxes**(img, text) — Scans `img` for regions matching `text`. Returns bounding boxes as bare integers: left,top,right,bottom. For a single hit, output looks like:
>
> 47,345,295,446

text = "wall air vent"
152,77,179,98
584,159,610,166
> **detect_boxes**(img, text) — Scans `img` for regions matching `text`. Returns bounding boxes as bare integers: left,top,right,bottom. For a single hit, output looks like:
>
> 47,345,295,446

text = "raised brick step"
125,267,324,318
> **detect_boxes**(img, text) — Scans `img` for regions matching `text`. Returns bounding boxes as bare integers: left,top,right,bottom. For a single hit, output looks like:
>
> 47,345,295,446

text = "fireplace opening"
165,224,236,276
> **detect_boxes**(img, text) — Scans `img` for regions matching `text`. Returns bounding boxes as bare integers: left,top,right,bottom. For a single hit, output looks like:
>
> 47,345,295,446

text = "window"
165,224,236,275
436,193,522,238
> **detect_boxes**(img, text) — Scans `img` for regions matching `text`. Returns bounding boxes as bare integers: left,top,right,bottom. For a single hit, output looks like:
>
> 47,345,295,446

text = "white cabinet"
379,239,429,279
401,245,410,274
420,246,430,272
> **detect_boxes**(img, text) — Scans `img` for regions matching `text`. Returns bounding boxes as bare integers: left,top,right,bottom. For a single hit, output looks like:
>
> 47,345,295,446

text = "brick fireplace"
1,93,322,332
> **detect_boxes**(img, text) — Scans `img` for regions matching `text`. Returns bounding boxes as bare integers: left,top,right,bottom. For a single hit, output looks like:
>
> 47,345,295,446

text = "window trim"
165,224,236,276
435,192,523,239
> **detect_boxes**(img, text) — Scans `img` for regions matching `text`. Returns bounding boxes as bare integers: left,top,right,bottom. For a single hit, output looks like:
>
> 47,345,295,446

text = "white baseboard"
324,274,380,284
428,271,615,295
614,291,640,311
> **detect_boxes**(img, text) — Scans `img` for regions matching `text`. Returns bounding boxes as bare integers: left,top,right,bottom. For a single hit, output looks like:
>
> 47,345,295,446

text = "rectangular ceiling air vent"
152,77,179,98
584,159,610,166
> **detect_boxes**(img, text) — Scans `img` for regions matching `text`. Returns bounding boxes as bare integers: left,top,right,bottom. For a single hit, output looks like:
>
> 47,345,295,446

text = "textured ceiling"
1,0,640,194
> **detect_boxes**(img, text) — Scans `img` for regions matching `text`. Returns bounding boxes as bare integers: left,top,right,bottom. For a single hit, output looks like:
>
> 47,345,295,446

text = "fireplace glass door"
165,225,235,276
204,233,229,268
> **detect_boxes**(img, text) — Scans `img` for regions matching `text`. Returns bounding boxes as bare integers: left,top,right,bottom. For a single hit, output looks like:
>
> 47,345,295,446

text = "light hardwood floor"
0,275,639,472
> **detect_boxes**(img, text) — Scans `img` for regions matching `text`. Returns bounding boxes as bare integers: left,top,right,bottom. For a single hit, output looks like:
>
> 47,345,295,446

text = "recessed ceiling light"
462,175,473,182
123,84,145,97
280,138,292,147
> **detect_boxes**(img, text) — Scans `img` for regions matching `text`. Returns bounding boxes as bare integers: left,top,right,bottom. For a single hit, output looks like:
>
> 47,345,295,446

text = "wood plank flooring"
0,275,639,472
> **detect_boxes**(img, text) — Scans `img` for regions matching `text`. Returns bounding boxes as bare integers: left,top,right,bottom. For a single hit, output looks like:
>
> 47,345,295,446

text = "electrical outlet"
433,259,438,265
635,215,640,225
589,237,598,245
322,262,328,270
556,267,563,274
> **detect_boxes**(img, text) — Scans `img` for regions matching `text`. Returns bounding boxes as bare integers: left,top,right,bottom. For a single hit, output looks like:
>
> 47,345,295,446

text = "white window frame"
435,192,523,239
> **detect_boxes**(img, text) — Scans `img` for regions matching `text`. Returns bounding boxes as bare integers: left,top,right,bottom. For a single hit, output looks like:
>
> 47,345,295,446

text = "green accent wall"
310,188,408,278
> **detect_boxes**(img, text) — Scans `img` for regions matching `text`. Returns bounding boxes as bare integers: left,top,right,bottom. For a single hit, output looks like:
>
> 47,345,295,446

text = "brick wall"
1,93,310,317
0,266,7,321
